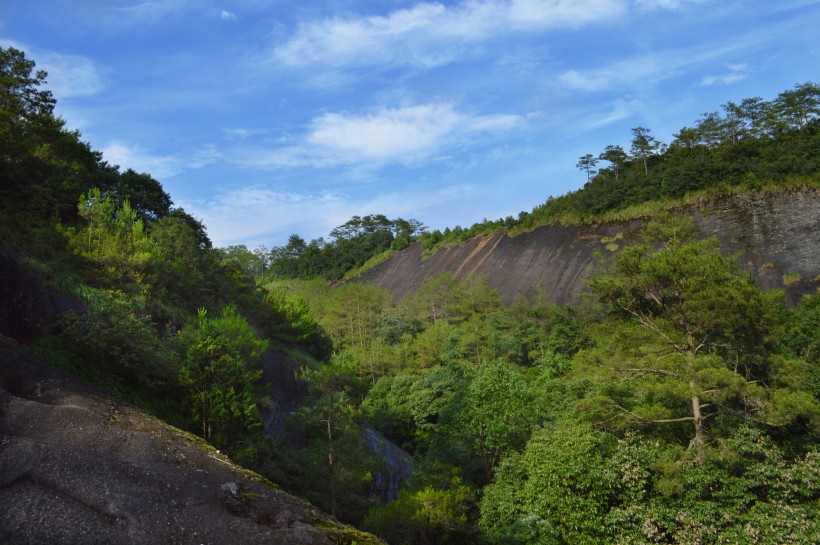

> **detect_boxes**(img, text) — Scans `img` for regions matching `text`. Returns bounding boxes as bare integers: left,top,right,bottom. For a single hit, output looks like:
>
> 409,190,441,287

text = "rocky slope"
0,334,384,545
358,187,819,306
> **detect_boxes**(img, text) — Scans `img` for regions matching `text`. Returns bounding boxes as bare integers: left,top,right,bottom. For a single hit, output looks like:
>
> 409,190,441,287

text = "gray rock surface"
358,187,819,306
0,335,383,545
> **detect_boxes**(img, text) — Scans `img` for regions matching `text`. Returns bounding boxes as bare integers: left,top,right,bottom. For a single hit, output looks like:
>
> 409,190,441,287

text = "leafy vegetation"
0,45,329,433
267,215,426,281
274,233,818,542
2,46,818,544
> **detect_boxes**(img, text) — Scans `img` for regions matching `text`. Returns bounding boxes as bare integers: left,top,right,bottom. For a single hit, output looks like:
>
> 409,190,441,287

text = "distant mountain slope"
0,334,384,545
357,187,819,306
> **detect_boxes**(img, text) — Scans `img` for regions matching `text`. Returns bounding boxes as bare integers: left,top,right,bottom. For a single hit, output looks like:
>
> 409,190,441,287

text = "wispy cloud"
308,104,521,161
567,98,641,135
109,0,193,23
181,187,346,247
556,26,779,93
0,42,104,100
700,63,749,86
220,10,237,22
233,103,524,169
222,127,270,139
37,52,104,98
271,0,627,73
634,0,707,10
308,104,462,161
101,141,222,179
558,56,667,92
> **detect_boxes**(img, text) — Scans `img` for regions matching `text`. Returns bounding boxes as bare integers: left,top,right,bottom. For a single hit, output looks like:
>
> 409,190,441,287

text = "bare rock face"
259,351,308,438
0,335,384,545
0,248,86,342
359,187,820,306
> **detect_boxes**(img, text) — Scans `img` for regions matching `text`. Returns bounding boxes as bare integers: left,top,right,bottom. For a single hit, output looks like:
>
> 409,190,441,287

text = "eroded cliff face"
358,187,819,306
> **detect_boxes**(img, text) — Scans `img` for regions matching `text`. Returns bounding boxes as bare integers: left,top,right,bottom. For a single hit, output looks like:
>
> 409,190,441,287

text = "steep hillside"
0,334,384,545
357,186,819,305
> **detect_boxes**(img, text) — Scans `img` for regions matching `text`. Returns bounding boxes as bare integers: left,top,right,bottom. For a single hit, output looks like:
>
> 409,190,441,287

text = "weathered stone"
0,335,384,545
359,187,819,306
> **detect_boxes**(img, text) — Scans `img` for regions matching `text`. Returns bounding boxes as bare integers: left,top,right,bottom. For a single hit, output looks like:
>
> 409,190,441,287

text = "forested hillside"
0,44,331,472
2,46,819,545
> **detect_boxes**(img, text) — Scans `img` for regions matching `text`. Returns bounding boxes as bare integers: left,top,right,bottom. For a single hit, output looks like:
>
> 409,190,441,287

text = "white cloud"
557,36,761,93
103,142,179,178
633,0,707,10
110,1,193,23
508,0,625,24
271,0,626,71
700,63,749,86
556,15,805,95
309,104,461,161
188,144,224,169
18,51,104,99
578,99,640,132
182,187,346,245
101,142,221,179
232,103,524,169
220,10,237,22
308,103,524,163
558,59,662,92
222,127,269,139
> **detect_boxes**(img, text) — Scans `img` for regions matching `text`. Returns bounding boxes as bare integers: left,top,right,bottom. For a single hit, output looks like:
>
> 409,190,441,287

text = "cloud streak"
0,43,104,100
634,0,707,10
556,25,787,93
101,141,222,179
38,52,104,98
271,0,627,72
108,0,194,24
233,103,525,169
700,63,749,86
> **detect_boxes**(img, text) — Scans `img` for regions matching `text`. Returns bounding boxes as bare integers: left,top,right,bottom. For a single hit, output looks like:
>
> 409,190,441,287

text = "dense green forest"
2,46,819,544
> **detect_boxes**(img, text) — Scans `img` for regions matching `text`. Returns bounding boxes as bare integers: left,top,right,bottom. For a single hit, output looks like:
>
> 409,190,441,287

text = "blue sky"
2,1,818,248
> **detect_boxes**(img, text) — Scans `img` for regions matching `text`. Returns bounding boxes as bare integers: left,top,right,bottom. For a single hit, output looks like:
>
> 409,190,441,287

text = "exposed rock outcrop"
361,427,413,504
259,351,309,439
0,248,85,342
0,335,384,545
359,187,819,306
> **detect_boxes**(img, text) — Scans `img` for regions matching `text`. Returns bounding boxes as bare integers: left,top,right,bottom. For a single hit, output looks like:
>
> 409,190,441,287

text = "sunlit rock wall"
358,187,819,306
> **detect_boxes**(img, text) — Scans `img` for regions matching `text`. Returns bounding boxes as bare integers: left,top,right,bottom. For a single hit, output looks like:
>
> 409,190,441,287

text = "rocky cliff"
358,187,819,306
